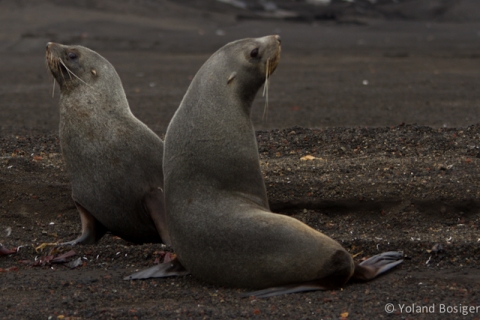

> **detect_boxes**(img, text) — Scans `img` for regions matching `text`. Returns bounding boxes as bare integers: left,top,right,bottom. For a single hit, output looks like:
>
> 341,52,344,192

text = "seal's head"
238,34,281,79
182,35,281,111
46,42,121,94
45,42,130,117
220,35,281,96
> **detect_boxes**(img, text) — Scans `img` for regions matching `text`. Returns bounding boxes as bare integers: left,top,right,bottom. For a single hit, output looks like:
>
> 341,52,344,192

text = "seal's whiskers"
58,59,67,85
52,79,56,98
262,59,270,121
58,59,92,88
46,53,58,98
58,59,74,81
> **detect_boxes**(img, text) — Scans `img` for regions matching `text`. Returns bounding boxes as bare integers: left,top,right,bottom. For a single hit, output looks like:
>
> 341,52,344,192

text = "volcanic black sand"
1,1,479,319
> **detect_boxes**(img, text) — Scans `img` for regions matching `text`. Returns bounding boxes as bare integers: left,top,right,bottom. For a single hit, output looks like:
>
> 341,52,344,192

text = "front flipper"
123,257,189,280
60,202,107,246
144,188,171,246
353,251,403,281
242,282,328,298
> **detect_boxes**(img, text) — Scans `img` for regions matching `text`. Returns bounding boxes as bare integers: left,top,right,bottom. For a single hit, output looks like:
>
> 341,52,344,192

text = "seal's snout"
46,42,62,53
265,35,281,77
46,42,59,51
45,42,65,85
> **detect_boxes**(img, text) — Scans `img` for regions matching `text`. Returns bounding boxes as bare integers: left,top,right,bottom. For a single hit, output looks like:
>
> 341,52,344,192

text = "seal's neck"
164,55,269,210
60,84,131,117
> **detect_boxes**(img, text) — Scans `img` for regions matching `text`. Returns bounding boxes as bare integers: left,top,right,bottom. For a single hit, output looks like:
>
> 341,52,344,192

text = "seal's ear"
227,71,236,84
91,69,97,77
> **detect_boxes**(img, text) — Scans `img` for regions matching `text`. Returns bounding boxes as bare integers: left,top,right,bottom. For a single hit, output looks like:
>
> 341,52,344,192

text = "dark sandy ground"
1,1,480,319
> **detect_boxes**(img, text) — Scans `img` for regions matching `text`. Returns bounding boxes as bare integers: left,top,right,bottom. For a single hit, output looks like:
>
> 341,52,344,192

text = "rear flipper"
241,282,329,298
60,202,107,246
243,249,353,298
353,251,403,281
124,257,190,280
243,251,403,298
144,188,171,246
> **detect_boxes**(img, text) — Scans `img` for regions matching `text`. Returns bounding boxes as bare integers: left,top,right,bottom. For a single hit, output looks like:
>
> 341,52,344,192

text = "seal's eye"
250,48,259,58
68,52,77,60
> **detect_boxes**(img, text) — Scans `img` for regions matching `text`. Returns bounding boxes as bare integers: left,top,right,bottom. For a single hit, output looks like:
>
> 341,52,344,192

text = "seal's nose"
275,35,281,44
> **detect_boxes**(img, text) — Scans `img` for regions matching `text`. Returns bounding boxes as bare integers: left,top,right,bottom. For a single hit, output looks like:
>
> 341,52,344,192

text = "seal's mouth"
267,46,281,77
46,51,63,78
46,43,70,85
261,36,281,120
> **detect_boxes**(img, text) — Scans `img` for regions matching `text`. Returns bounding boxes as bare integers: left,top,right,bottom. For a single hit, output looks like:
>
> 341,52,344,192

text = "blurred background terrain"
1,0,480,134
1,2,480,319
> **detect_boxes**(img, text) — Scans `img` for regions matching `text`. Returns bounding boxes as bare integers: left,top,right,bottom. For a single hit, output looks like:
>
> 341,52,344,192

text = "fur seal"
46,43,169,245
159,35,403,297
